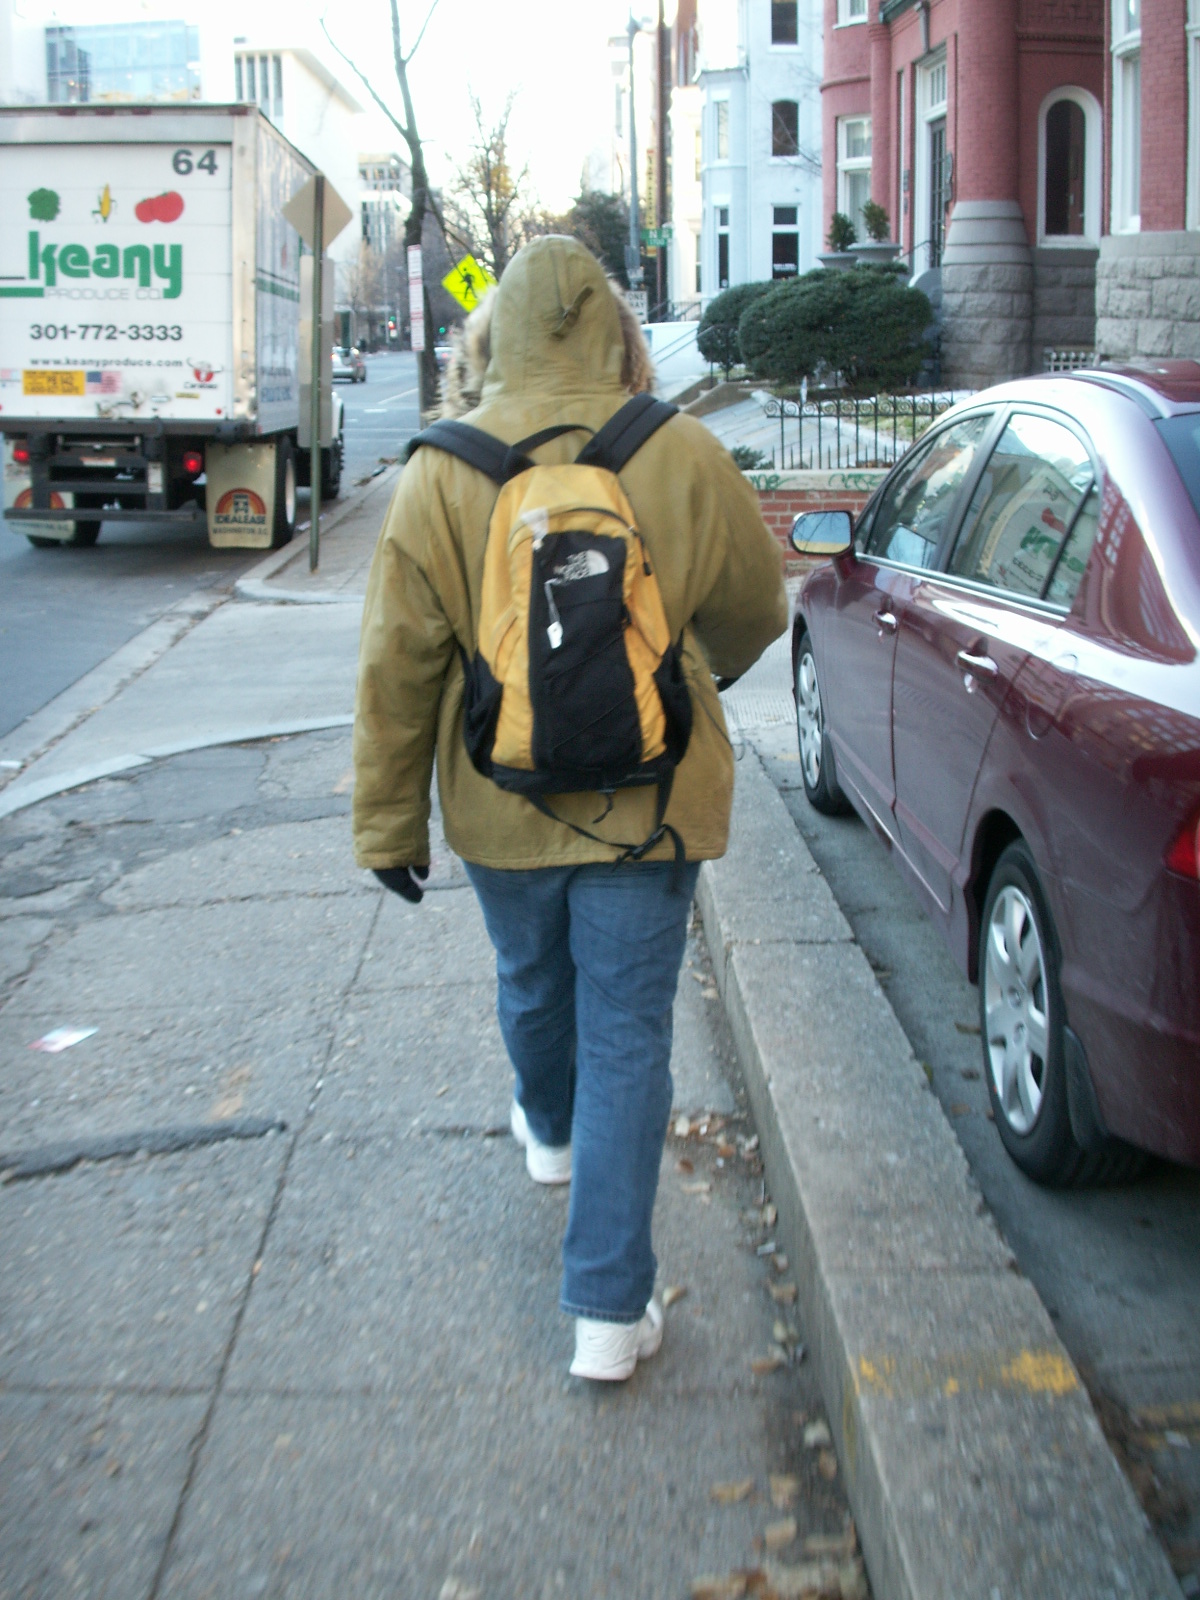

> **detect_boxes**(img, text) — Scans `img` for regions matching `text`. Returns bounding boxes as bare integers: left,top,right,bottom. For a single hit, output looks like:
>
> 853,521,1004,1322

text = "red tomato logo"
135,191,185,223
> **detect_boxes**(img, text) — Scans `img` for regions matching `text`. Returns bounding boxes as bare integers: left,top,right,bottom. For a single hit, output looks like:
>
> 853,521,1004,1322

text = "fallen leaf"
761,1203,778,1227
435,1085,449,1098
985,1107,995,1121
682,1180,712,1195
764,1516,797,1552
751,1351,788,1376
771,1253,789,1274
701,985,718,1000
437,1582,482,1600
803,1527,857,1559
742,1134,760,1154
690,1577,749,1600
710,1478,755,1505
768,1282,798,1304
674,1115,692,1138
961,1067,981,1080
662,1284,687,1310
717,1141,736,1159
949,1102,970,1116
773,1319,799,1346
676,1156,695,1174
818,1449,838,1480
762,1558,842,1598
803,1420,831,1448
954,1020,981,1035
769,1474,799,1509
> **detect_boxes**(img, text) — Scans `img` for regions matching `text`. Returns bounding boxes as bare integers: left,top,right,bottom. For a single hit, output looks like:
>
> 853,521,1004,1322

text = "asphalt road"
751,712,1200,1587
0,351,420,745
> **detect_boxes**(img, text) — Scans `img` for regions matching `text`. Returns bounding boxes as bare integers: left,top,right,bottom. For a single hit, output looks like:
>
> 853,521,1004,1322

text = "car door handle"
873,610,898,633
956,649,998,677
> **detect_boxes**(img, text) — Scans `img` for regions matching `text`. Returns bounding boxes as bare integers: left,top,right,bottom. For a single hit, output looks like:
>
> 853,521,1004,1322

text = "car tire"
795,633,850,816
979,842,1147,1186
26,534,60,548
67,521,101,546
320,441,342,501
271,436,297,549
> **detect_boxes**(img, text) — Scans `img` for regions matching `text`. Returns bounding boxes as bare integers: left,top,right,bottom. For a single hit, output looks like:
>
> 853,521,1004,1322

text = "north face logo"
554,550,609,582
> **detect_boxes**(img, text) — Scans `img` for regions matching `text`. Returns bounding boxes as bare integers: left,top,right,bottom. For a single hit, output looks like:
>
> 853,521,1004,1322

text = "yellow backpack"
407,395,692,862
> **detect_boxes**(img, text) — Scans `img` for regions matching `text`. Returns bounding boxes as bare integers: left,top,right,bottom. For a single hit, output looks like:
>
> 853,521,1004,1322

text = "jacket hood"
479,235,630,403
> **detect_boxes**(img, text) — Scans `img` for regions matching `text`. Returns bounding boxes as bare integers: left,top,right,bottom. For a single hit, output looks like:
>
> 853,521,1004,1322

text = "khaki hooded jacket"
352,236,787,872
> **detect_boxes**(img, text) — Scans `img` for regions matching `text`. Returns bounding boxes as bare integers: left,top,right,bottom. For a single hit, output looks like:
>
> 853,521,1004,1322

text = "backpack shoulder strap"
575,393,678,474
406,420,523,485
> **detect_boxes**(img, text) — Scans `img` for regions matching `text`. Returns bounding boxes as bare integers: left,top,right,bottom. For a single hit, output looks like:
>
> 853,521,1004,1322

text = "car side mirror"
790,509,853,557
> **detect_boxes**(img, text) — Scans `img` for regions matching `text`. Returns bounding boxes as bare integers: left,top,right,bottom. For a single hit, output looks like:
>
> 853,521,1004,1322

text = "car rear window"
1157,414,1200,523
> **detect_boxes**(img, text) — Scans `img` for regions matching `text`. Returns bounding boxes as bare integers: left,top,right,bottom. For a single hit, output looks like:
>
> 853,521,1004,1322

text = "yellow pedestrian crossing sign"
442,254,496,312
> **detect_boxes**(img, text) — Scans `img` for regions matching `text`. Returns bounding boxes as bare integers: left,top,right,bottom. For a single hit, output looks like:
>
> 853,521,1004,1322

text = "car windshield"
1157,414,1200,524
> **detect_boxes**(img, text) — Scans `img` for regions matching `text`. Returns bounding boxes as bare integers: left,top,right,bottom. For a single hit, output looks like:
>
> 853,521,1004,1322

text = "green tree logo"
28,188,61,222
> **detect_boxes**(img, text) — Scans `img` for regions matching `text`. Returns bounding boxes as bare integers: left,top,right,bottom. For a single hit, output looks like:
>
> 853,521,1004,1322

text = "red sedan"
790,361,1200,1184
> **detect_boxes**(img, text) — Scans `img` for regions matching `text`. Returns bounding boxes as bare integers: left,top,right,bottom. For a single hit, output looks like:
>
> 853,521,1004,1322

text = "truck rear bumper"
5,505,205,526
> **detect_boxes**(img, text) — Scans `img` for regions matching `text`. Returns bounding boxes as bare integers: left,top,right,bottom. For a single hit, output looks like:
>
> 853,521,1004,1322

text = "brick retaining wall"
746,468,887,572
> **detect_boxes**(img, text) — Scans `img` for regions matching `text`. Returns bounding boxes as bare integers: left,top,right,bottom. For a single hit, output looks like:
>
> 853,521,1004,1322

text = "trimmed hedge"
697,281,773,372
738,267,932,393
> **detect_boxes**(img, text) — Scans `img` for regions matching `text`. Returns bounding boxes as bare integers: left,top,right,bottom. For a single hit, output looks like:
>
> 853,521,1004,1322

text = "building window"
772,100,800,158
273,55,283,118
695,127,702,180
772,205,799,279
771,1,798,45
615,83,624,137
235,55,243,100
836,0,868,22
836,116,872,229
695,232,702,293
717,205,730,288
46,21,202,103
715,100,730,161
1039,88,1100,244
1188,0,1200,227
913,51,949,271
1111,0,1141,232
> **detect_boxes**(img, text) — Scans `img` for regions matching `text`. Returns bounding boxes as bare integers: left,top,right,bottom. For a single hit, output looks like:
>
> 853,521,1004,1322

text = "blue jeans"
465,859,700,1323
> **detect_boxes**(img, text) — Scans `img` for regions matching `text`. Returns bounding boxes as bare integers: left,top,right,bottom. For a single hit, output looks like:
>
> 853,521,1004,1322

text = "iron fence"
760,390,957,470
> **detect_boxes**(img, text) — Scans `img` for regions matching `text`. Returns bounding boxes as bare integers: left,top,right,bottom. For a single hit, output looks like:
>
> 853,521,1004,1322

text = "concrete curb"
697,748,1181,1600
233,464,398,605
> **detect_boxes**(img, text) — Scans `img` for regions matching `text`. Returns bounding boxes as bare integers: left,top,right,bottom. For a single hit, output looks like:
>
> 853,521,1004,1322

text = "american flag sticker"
85,371,121,394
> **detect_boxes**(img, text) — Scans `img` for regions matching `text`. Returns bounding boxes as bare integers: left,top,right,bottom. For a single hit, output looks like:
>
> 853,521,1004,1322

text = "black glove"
373,865,430,904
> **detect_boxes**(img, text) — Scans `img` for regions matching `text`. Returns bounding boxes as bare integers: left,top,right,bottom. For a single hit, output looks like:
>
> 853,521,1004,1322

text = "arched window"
772,100,800,158
1038,88,1101,244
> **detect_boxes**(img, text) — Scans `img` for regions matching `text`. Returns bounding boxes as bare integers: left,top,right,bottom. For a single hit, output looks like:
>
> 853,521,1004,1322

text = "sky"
291,0,641,211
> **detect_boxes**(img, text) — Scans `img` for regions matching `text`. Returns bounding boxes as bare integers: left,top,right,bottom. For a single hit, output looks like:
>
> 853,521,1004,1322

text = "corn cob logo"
93,185,116,222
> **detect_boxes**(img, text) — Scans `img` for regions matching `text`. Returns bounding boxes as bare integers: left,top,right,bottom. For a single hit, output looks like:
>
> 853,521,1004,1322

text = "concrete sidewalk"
0,452,1181,1596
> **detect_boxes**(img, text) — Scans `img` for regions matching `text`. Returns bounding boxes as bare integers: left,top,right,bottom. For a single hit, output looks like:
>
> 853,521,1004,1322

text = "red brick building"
820,1,1200,387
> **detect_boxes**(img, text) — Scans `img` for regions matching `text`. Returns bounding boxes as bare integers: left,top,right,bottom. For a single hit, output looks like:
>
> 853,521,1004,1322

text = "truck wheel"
27,534,61,549
271,437,297,548
321,442,342,500
68,521,101,547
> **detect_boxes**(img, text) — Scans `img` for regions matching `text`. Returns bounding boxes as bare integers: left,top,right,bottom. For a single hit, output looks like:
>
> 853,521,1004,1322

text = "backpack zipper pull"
544,580,563,649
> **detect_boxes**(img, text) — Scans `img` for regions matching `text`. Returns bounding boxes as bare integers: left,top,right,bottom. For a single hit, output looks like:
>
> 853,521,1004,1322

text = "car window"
864,414,992,569
1045,483,1099,607
1157,413,1200,523
948,412,1093,598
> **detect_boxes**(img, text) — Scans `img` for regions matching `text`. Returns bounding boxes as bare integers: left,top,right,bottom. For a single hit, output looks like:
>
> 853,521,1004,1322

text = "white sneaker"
510,1099,572,1186
570,1297,664,1382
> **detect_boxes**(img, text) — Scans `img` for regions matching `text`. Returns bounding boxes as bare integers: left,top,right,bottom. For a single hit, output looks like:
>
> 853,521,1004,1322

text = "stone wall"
1095,231,1200,360
747,468,887,573
1031,247,1098,363
940,201,1034,389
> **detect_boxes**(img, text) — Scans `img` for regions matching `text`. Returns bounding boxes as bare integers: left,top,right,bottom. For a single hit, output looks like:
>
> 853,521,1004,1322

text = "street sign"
626,288,648,320
408,246,425,354
282,174,352,250
641,226,673,246
442,254,497,313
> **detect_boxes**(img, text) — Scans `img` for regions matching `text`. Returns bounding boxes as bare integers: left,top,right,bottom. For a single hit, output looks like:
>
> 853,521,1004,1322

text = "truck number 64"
172,149,218,176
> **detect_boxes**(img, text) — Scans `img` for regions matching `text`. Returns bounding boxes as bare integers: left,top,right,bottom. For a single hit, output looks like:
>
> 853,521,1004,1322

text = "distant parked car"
332,345,366,383
790,362,1200,1185
434,342,453,378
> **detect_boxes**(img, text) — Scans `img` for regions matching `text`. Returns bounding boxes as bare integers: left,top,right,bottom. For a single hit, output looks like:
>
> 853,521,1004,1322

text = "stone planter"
818,251,856,271
850,241,902,267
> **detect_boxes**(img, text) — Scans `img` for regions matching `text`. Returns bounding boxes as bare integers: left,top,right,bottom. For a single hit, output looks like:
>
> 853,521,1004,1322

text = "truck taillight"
1165,807,1200,880
12,441,30,465
182,450,204,477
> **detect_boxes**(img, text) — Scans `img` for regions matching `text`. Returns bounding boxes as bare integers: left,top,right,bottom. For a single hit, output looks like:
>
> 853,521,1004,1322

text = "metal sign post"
309,174,324,573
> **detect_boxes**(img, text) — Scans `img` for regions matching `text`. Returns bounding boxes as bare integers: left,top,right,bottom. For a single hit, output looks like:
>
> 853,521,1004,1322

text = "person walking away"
353,236,786,1380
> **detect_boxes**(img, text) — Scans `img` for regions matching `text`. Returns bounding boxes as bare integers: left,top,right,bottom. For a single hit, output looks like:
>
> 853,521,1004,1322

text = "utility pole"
656,0,669,317
308,174,325,574
625,14,642,293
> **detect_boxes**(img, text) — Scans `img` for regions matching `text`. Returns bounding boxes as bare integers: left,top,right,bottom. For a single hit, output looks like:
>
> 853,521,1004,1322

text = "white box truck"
0,103,343,549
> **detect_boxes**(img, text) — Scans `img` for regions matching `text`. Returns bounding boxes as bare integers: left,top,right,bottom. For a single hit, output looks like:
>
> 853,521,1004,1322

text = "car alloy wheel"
983,883,1049,1134
796,646,824,792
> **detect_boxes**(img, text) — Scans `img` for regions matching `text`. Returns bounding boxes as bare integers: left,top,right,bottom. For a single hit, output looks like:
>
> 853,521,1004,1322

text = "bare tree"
451,93,532,281
343,242,385,338
320,2,451,414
